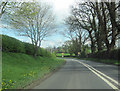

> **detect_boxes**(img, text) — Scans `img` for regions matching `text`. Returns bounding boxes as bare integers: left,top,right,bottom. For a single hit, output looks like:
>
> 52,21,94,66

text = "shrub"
51,52,56,58
46,50,52,57
24,42,34,55
109,49,119,60
37,48,52,57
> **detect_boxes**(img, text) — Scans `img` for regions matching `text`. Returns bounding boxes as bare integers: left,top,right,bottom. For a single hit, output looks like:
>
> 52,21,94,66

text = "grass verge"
77,58,120,65
2,52,65,90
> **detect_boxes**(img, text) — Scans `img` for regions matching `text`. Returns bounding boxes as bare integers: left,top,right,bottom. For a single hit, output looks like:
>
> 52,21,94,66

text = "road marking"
74,60,120,86
87,66,119,90
87,64,120,86
74,60,120,90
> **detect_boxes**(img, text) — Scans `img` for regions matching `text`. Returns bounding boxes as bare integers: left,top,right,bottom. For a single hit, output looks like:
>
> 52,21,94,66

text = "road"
33,58,119,90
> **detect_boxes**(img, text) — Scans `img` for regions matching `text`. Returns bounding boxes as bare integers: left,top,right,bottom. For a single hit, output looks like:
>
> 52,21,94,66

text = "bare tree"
67,2,97,53
66,1,119,53
64,14,89,55
6,2,56,56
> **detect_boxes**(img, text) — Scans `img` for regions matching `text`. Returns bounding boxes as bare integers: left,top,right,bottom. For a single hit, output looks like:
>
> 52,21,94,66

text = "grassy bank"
2,52,65,90
77,58,120,65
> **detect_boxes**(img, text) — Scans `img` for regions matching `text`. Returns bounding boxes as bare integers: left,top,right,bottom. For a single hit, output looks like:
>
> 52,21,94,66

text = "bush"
109,49,119,60
37,48,52,57
2,35,25,53
24,42,34,55
80,51,86,58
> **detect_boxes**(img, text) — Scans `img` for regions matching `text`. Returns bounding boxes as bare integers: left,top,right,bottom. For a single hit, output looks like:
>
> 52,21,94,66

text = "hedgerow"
87,49,120,60
2,35,25,53
2,35,52,57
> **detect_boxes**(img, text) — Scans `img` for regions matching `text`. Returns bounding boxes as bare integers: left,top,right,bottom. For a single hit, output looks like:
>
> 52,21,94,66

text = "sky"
0,0,76,48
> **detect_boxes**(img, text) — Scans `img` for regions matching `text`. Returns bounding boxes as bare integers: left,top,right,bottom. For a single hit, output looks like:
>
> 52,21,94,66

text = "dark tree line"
64,1,120,55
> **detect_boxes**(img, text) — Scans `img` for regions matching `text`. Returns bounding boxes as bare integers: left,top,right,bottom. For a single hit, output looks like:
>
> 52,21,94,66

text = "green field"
56,53,75,57
2,52,65,90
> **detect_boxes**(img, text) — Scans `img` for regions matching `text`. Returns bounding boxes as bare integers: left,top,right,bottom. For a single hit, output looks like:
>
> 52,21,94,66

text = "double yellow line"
74,60,120,91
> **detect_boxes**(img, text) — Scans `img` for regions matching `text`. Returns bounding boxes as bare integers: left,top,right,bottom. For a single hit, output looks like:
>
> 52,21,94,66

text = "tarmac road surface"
33,58,119,90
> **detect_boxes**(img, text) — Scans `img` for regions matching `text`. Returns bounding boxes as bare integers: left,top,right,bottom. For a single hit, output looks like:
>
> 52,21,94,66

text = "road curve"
33,58,119,89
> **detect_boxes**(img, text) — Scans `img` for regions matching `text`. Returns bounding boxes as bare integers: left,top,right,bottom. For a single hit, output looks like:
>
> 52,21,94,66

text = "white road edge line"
75,60,120,86
87,64,120,86
74,60,119,90
87,66,119,90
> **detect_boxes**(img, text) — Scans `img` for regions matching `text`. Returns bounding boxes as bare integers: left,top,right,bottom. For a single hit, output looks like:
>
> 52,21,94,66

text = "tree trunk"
33,45,38,57
89,31,95,53
96,37,102,52
78,35,82,53
105,2,117,51
95,2,104,52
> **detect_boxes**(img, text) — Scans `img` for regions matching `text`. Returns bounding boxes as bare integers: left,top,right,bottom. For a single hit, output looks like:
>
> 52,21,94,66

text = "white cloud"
1,0,72,48
41,39,64,48
52,0,75,23
19,37,31,43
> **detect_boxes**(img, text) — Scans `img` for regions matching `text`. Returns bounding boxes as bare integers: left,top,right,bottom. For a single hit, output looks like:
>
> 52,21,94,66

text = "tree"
62,40,74,56
0,1,7,18
66,1,119,54
92,2,119,51
104,2,120,50
5,2,56,56
63,14,89,55
65,3,96,53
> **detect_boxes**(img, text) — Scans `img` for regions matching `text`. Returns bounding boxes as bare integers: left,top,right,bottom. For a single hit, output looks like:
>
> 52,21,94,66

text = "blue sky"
0,0,76,48
0,26,69,48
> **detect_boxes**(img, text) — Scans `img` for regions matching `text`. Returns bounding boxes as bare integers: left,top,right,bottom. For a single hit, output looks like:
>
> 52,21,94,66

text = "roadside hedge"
37,47,51,57
2,35,52,57
2,35,25,53
87,49,120,60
